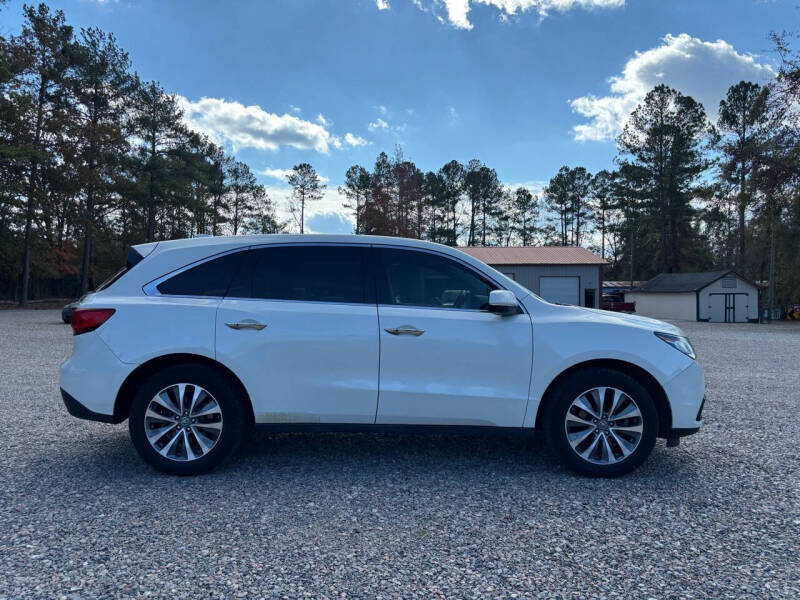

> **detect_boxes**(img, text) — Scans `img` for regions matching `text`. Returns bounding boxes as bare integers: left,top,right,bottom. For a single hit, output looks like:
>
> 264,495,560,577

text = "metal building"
624,270,759,322
459,246,605,308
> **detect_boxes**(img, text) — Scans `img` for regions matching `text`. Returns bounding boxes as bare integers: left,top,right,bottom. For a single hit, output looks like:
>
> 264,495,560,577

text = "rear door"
216,244,379,424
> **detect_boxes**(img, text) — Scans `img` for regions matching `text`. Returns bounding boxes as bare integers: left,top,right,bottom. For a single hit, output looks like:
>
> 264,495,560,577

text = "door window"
376,248,496,310
233,245,371,304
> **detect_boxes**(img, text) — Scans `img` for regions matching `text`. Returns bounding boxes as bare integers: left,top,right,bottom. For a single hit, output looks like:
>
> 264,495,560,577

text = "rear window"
156,251,249,297
96,247,147,292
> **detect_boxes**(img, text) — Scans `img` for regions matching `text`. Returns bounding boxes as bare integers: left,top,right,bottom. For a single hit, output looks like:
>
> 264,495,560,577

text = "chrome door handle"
384,325,424,336
225,320,267,331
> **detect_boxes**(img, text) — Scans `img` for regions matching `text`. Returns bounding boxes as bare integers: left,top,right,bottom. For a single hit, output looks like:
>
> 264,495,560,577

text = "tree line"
329,81,800,309
0,3,284,303
1,2,799,310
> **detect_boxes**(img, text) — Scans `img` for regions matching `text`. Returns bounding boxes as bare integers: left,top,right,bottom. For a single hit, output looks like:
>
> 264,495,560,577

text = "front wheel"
543,368,658,477
129,364,247,475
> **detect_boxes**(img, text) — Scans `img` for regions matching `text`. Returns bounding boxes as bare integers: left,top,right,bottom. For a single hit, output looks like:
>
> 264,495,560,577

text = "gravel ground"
0,310,798,599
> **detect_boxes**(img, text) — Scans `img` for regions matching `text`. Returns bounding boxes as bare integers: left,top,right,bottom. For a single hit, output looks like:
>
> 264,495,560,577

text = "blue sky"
2,0,792,232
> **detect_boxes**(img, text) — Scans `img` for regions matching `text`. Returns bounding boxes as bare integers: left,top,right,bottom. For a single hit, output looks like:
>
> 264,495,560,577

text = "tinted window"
376,248,495,310
156,251,248,296
241,245,369,304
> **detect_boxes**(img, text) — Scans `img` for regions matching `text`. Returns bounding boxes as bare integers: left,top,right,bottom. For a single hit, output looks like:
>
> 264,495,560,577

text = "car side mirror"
488,290,519,315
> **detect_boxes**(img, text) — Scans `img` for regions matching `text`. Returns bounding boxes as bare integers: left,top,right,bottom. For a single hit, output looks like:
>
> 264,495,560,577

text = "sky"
2,0,794,233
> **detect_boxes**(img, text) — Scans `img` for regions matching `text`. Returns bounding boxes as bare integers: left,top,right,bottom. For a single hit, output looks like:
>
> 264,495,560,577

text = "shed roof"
604,280,643,289
458,246,605,266
633,270,753,293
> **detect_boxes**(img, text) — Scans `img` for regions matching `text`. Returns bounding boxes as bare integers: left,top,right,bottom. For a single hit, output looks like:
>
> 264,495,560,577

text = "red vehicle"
601,293,636,313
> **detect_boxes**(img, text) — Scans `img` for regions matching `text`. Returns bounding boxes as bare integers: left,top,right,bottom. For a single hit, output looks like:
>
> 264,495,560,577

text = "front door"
374,247,533,427
216,244,379,424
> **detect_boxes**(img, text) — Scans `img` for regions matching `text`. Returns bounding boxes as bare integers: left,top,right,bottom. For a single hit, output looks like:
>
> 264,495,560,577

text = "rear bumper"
61,388,122,423
59,331,133,422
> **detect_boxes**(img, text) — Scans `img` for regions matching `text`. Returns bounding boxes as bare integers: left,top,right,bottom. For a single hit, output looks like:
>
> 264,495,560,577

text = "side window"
244,245,370,304
156,251,248,297
376,248,496,310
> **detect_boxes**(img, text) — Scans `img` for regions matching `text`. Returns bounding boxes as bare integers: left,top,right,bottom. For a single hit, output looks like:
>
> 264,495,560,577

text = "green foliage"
0,3,285,302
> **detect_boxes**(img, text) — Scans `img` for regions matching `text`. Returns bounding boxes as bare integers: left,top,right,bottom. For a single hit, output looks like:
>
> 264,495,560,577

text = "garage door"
540,276,579,305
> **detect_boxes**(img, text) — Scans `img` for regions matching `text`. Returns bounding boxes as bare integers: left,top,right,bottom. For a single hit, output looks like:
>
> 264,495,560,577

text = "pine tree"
618,84,709,273
511,186,538,246
716,81,770,270
287,162,325,234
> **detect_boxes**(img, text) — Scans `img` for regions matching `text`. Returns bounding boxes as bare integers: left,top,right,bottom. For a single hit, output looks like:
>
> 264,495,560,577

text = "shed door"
540,276,580,305
734,294,750,322
709,294,725,322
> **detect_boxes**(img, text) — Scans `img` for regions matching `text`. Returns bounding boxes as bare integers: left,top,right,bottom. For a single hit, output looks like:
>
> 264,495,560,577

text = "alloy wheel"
564,386,644,465
144,383,223,461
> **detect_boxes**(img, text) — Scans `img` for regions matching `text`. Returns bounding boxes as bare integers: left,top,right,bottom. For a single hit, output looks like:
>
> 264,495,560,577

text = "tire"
129,364,248,475
543,367,658,477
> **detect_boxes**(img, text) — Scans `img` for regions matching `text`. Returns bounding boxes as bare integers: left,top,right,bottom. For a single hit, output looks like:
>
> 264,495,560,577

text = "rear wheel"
129,364,247,475
543,368,658,477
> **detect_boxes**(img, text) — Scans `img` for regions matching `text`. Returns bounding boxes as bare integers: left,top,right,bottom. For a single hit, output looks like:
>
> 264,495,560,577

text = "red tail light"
71,308,116,335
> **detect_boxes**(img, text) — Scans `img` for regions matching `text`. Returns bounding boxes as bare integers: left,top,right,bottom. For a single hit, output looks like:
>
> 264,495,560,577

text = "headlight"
654,331,696,360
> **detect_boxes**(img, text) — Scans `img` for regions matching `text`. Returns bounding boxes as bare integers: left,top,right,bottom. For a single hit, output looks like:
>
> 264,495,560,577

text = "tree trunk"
20,79,47,307
600,210,606,261
481,203,486,246
300,190,305,234
146,137,156,242
767,201,776,323
737,201,746,270
80,189,94,294
469,196,476,246
629,210,636,289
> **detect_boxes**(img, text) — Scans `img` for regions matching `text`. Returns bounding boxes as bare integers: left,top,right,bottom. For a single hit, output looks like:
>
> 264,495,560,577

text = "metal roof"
633,270,752,293
458,246,606,266
604,281,643,289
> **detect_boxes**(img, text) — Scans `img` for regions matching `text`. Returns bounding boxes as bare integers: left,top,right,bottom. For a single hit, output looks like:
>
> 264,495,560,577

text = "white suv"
60,235,704,476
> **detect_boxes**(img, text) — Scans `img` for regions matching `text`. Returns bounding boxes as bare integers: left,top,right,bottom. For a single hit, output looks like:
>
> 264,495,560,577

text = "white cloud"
447,105,459,124
570,33,775,142
344,132,369,147
376,0,390,9
259,167,330,184
378,105,388,115
368,117,389,131
258,167,293,181
406,0,624,30
316,113,331,127
444,0,471,29
289,104,302,114
176,96,337,153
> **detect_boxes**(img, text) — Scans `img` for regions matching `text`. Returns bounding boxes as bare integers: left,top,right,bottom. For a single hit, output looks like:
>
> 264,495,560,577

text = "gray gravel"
0,309,798,599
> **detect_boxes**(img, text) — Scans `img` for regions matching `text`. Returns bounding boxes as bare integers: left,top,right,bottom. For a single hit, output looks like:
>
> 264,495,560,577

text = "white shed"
625,270,759,323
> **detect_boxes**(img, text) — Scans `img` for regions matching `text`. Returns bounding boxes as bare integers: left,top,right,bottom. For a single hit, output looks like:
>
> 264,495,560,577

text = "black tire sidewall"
129,364,247,475
544,368,658,477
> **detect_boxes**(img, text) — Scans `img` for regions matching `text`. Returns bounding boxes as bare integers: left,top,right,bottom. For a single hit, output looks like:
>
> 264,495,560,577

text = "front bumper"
662,360,705,430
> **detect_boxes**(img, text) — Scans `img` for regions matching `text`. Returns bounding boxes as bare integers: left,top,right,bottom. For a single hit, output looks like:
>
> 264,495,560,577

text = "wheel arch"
113,353,255,424
534,359,672,437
